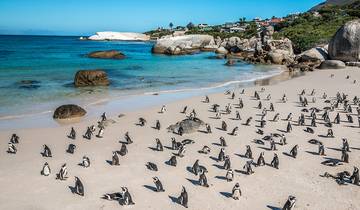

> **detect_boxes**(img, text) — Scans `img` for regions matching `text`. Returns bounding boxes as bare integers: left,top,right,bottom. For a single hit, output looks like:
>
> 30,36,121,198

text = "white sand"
0,67,359,210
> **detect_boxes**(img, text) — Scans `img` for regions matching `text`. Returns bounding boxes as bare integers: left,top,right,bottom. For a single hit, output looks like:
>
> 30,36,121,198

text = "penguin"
199,171,209,187
178,145,186,157
192,160,200,175
160,105,166,113
41,162,51,176
282,195,296,210
156,138,163,151
270,139,276,151
235,111,241,120
226,169,234,182
221,121,227,131
66,144,76,154
181,106,188,114
10,134,19,144
74,176,84,196
171,137,180,150
178,126,184,136
230,127,238,136
218,148,225,162
42,144,52,157
83,127,93,140
290,145,298,158
96,127,104,138
155,120,161,130
168,155,177,167
101,112,107,122
232,183,242,200
181,139,195,145
220,136,227,147
7,142,17,154
124,132,133,144
280,134,287,145
153,177,165,192
243,160,254,175
224,155,231,170
204,95,210,103
82,156,90,168
257,152,265,166
286,122,292,133
199,145,211,154
304,127,314,134
177,186,188,208
327,129,334,137
318,143,325,156
120,187,135,205
272,113,280,122
146,162,158,171
138,118,146,126
119,143,128,156
244,117,252,126
112,152,120,166
342,138,350,152
351,167,359,185
205,124,212,134
245,145,253,159
68,127,76,139
270,153,279,169
57,163,68,180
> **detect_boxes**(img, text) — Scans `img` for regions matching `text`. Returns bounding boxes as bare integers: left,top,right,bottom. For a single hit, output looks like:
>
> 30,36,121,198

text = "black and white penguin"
96,127,104,138
218,148,225,161
74,176,84,196
221,121,227,131
124,132,133,144
199,171,209,187
42,144,52,157
112,152,120,166
57,163,68,180
226,169,234,182
119,143,128,156
230,126,239,136
82,156,90,168
153,177,165,192
41,162,51,176
270,153,279,169
168,155,177,167
66,144,76,154
155,138,163,151
220,136,227,147
10,134,19,144
351,167,359,185
232,183,242,200
7,142,17,154
155,120,161,130
192,160,200,175
257,152,265,166
177,186,188,208
245,145,253,159
224,155,231,170
282,195,296,210
199,145,211,154
121,187,135,205
146,162,158,171
178,145,186,157
290,145,298,158
68,127,76,139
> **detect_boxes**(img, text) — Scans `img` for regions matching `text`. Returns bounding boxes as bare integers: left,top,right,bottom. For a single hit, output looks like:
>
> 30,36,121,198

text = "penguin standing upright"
7,142,17,154
192,160,200,175
112,152,120,165
226,169,234,182
42,144,52,157
57,164,68,180
177,186,188,208
156,138,163,151
199,171,209,187
282,195,296,210
351,167,359,185
96,127,104,138
218,148,225,161
82,156,90,168
74,176,84,196
121,187,135,205
10,134,19,144
119,143,128,156
153,177,165,192
41,162,51,176
168,155,177,167
232,183,242,200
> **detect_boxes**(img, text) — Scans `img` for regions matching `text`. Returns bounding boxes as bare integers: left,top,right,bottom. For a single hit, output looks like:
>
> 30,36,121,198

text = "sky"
0,0,324,36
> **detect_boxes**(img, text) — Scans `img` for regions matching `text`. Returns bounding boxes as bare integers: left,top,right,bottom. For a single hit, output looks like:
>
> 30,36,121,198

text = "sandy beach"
0,67,359,210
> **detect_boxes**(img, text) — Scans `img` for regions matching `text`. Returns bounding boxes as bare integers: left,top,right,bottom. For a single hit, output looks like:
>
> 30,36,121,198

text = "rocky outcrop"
167,118,205,134
215,46,228,54
152,35,215,55
53,104,86,119
328,19,360,62
74,70,110,87
319,60,346,69
88,32,150,41
88,50,125,59
297,47,328,63
225,59,236,66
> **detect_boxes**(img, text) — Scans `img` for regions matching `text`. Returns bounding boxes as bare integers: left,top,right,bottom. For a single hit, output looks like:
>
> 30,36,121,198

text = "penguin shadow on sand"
186,178,199,186
209,156,219,162
266,205,281,210
257,146,272,151
168,195,179,204
214,175,227,181
282,152,294,158
235,169,249,175
212,163,224,170
148,146,159,151
219,191,232,198
143,185,158,192
305,151,320,156
186,166,194,174
105,160,114,165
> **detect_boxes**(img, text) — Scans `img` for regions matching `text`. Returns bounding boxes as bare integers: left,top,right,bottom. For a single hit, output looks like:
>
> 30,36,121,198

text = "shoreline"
0,65,291,131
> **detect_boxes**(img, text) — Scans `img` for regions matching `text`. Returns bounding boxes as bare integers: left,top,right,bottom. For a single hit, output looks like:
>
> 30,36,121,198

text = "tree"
169,22,174,30
186,22,195,30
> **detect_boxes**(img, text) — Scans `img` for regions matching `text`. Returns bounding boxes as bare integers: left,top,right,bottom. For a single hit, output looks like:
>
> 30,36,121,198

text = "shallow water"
0,35,282,121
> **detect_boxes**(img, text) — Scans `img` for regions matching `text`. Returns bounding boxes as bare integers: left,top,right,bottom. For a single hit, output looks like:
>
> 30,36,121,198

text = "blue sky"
0,0,324,35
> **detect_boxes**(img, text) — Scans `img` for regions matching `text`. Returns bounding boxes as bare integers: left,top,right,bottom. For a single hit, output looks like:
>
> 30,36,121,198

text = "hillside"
310,0,357,11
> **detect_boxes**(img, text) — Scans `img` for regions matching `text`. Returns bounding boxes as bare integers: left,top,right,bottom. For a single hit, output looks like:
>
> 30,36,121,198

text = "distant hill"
310,0,357,11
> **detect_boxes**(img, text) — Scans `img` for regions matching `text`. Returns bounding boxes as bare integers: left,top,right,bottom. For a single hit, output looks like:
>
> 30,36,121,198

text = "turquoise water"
0,35,282,119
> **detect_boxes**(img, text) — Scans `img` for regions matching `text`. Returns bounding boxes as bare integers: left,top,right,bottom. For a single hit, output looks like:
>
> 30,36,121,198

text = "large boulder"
74,70,110,87
215,46,229,54
319,60,346,69
53,104,86,119
167,118,205,134
328,19,360,62
88,50,125,59
297,47,328,63
152,35,214,55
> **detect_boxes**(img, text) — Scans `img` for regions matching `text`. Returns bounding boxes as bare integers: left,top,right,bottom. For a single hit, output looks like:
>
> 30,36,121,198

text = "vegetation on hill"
274,1,360,53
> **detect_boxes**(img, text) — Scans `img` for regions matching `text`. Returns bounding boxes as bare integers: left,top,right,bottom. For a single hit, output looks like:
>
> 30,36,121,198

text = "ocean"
0,35,282,122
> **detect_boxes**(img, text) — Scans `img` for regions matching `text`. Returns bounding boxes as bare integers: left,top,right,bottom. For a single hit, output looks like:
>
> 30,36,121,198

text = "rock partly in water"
328,19,360,62
17,80,41,90
215,46,229,54
225,59,236,66
152,35,214,55
319,60,346,69
74,70,110,87
167,118,205,134
53,104,87,119
88,50,125,59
